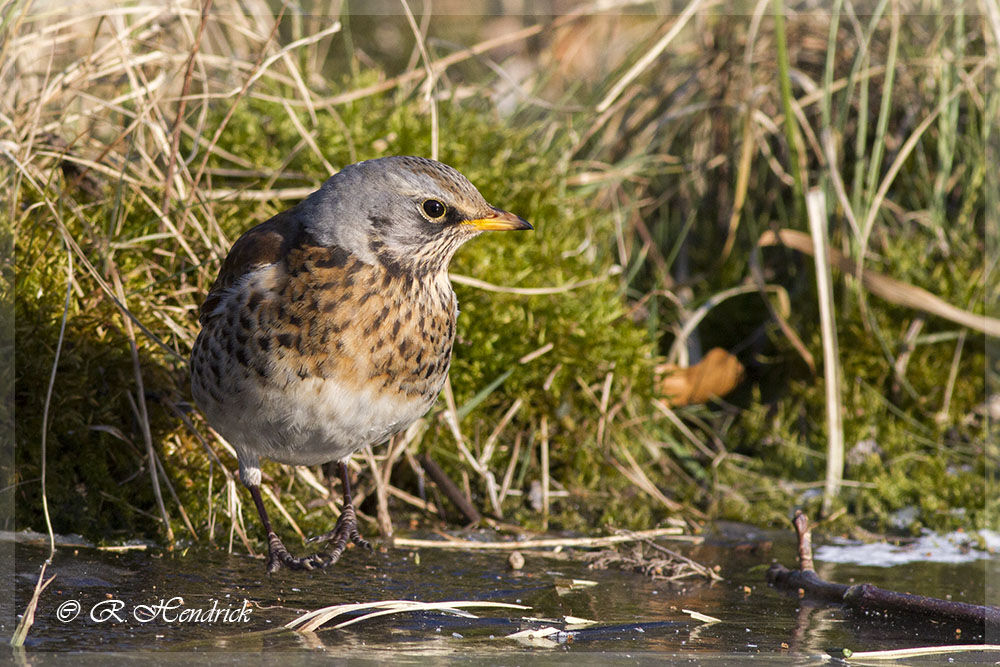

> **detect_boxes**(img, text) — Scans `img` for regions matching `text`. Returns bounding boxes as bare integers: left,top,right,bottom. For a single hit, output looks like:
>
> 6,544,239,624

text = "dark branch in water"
418,454,481,525
767,511,1000,632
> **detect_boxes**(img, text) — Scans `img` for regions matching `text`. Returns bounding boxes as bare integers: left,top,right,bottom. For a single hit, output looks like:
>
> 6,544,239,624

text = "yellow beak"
465,208,533,232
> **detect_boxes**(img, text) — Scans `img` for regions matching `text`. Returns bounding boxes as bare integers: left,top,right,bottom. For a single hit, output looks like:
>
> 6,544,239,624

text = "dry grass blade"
805,189,843,516
399,0,439,159
4,149,183,359
540,415,550,530
518,342,553,365
286,599,426,631
312,12,589,108
747,243,816,373
611,444,684,512
202,186,315,201
12,235,70,647
38,240,73,556
666,284,790,364
478,398,523,470
839,645,1000,661
260,483,305,543
10,565,56,647
855,59,988,269
759,229,1000,336
720,114,756,261
651,399,716,460
150,446,199,540
113,267,174,543
682,609,721,623
362,445,393,540
596,0,710,113
162,0,212,215
497,432,522,506
286,599,530,633
449,268,620,295
441,379,482,476
506,626,560,640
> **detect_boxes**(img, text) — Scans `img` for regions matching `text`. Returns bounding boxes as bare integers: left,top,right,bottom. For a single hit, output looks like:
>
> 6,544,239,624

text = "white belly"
198,374,437,467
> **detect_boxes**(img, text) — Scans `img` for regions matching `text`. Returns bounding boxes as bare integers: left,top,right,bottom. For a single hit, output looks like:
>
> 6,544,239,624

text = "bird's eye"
422,199,447,219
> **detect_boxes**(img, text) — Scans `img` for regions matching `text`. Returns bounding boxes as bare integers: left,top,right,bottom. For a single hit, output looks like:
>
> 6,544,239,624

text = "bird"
190,156,531,573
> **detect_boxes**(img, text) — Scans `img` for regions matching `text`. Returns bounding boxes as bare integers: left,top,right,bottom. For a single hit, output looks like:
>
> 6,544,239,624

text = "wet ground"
4,524,999,663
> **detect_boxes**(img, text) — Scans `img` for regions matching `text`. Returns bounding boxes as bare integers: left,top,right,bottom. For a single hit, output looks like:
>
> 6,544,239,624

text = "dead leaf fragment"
657,348,745,406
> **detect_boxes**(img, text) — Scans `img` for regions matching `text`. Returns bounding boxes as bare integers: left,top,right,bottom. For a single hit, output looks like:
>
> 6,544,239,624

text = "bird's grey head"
299,156,531,275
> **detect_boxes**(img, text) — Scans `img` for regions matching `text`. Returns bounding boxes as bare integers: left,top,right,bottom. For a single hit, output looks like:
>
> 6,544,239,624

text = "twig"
792,510,814,572
394,527,698,551
642,539,724,582
767,512,1000,630
418,453,481,525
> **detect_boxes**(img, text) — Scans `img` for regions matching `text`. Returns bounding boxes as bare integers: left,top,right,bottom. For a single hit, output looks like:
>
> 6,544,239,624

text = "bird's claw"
265,506,371,574
305,505,372,554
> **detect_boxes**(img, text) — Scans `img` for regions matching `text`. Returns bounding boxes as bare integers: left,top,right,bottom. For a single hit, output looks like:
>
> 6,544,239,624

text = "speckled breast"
190,243,456,463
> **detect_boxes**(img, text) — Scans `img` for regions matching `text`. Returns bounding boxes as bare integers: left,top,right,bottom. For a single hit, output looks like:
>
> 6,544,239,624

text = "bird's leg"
246,483,330,573
306,460,372,563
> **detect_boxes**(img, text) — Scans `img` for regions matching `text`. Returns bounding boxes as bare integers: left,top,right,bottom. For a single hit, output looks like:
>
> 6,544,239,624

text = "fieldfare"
191,156,531,572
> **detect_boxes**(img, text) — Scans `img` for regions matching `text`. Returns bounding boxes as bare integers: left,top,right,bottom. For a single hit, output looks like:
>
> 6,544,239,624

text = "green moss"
14,77,662,544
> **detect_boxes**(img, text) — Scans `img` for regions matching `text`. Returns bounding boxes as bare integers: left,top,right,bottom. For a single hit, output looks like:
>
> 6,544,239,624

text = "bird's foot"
264,531,340,573
305,503,372,564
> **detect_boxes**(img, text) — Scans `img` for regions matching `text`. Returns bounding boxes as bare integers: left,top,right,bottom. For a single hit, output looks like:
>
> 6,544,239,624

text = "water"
4,525,998,663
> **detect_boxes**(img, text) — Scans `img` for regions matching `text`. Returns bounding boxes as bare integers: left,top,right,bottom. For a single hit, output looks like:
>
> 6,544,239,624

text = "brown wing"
199,207,305,326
